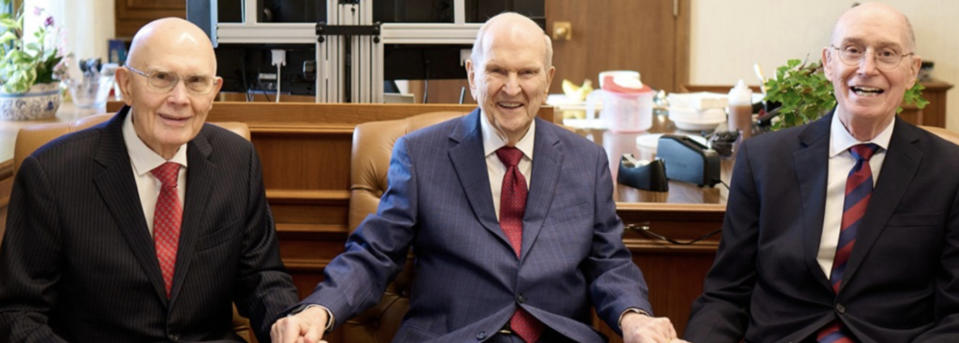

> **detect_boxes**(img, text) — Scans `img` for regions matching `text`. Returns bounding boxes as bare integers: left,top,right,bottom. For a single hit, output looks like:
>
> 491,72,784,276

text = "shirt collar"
480,109,535,159
122,109,189,176
829,110,894,158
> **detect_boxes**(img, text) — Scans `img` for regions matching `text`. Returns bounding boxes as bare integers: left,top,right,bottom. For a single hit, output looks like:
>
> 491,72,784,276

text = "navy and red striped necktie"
817,143,880,343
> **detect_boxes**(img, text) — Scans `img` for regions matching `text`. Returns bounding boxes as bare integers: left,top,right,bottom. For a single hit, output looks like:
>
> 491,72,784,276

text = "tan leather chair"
920,125,959,146
342,111,466,343
9,113,258,342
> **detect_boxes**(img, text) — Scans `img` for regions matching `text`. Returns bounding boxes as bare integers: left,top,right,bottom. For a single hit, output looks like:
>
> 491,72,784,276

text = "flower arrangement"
0,0,69,93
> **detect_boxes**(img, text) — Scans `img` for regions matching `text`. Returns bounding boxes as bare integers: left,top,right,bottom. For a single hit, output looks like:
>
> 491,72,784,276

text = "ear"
544,65,556,95
465,59,478,101
115,67,136,106
207,76,224,110
906,54,922,88
821,47,835,82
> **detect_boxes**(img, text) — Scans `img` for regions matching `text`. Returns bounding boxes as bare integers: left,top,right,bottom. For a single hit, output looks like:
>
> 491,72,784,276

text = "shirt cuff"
618,307,651,330
291,304,335,332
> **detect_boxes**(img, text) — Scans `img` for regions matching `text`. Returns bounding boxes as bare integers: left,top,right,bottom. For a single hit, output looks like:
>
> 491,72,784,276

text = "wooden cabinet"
114,0,185,39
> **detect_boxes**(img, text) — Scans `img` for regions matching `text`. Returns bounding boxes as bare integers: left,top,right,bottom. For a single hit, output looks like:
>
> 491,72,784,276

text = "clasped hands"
270,306,689,343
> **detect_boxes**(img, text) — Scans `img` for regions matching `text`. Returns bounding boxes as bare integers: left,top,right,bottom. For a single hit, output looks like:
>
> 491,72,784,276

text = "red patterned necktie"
817,143,880,343
151,162,182,298
496,146,543,343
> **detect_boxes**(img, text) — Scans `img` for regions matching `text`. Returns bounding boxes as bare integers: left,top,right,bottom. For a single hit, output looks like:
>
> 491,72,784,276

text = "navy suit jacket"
302,109,651,342
0,107,299,342
685,113,959,342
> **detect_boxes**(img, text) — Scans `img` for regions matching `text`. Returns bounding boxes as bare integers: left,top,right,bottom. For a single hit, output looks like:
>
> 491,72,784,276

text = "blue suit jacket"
303,109,651,342
685,113,959,342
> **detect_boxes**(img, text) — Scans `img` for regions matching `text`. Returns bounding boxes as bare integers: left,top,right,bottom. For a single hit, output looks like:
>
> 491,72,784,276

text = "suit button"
835,304,846,314
476,331,487,340
516,294,526,303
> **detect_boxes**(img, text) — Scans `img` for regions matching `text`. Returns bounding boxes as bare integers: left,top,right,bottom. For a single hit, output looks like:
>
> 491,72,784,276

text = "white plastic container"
585,71,653,133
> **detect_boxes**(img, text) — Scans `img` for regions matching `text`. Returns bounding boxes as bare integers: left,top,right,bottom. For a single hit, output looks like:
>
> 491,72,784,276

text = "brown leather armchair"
342,111,466,343
9,113,258,342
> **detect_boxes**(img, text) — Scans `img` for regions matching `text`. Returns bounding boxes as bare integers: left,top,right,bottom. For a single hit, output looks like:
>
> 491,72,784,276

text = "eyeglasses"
124,65,217,95
829,45,915,70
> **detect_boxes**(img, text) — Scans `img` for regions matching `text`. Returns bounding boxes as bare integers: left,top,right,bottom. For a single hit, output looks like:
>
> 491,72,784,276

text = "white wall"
690,0,959,131
31,0,115,77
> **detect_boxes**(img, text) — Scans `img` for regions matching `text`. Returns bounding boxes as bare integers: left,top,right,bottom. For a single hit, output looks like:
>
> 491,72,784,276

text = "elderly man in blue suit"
272,12,684,343
685,3,959,342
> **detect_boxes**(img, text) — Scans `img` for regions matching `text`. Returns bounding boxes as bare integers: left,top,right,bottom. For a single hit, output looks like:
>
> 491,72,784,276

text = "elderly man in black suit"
0,17,298,342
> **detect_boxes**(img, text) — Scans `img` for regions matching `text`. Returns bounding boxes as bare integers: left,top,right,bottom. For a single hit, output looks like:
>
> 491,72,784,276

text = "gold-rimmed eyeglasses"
124,65,217,95
829,44,915,71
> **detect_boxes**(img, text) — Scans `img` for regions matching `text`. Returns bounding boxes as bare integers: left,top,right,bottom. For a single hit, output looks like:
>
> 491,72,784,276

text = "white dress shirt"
816,112,893,276
481,110,535,220
122,112,189,235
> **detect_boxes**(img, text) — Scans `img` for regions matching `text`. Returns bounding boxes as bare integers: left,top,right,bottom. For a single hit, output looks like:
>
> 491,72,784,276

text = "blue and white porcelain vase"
0,82,62,120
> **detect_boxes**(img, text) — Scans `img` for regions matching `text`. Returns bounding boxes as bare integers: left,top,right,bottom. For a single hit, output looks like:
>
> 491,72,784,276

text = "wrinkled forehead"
130,25,217,75
832,8,914,50
480,28,547,66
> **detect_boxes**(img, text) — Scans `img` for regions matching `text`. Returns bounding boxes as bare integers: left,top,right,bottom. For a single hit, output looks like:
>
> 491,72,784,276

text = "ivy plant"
763,58,928,130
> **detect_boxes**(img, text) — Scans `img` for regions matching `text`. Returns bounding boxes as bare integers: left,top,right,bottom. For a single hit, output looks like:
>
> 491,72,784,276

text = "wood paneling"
546,0,691,93
114,0,185,39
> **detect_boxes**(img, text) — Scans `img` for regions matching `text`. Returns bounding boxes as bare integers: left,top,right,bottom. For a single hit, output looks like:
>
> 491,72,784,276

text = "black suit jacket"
0,107,298,342
685,113,959,343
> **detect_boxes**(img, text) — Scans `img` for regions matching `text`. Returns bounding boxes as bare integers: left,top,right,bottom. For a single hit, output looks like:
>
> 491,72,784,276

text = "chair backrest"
13,113,251,178
343,110,466,343
9,113,256,342
920,125,959,146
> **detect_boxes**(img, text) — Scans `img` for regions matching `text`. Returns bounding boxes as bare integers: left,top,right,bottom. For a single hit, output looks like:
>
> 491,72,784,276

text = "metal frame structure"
215,0,480,103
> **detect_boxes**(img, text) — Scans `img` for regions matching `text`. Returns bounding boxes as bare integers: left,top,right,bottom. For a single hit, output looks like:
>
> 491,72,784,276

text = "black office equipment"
617,155,668,192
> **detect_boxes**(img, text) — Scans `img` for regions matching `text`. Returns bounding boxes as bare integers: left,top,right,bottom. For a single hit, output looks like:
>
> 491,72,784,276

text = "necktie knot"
496,146,523,168
151,162,180,188
849,143,880,162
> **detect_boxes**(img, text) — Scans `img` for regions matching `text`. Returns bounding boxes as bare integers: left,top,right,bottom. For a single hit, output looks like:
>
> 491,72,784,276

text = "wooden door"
546,0,690,93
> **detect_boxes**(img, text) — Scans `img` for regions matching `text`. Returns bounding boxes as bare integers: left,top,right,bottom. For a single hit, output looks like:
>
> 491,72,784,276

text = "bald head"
471,12,552,69
127,17,217,74
832,2,916,50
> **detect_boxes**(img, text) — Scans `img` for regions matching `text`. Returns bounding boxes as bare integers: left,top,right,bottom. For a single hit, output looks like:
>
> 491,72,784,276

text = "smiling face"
116,18,223,159
822,3,920,129
466,14,555,145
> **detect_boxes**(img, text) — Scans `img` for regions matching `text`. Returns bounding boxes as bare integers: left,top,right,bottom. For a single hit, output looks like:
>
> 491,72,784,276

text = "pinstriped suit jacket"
0,107,298,342
301,109,652,342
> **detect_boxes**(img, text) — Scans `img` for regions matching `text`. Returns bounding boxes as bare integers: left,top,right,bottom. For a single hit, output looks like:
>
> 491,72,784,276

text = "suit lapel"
520,119,562,261
793,114,833,291
168,127,216,302
92,107,169,302
447,110,512,249
841,118,922,289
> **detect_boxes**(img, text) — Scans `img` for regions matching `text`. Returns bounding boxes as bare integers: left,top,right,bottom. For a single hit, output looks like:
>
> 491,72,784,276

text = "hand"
621,312,689,343
270,306,329,343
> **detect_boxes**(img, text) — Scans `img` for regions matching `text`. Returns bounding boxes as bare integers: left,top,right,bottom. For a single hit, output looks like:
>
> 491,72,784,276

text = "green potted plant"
0,0,69,120
762,58,928,130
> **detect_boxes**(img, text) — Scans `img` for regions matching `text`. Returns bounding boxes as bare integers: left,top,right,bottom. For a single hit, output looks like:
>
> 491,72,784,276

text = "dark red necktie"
817,143,880,343
496,147,543,343
151,162,182,298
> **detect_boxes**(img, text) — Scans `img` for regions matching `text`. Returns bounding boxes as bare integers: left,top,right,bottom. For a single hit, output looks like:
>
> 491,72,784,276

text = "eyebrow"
839,38,904,50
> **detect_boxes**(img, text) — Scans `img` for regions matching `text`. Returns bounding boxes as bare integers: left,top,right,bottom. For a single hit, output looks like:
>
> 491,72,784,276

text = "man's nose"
503,73,522,95
166,80,190,104
857,51,879,75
